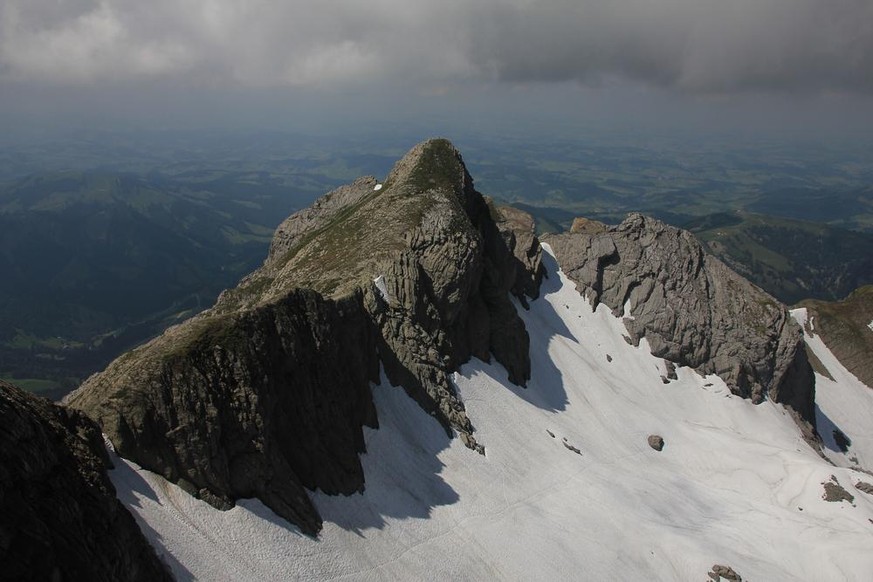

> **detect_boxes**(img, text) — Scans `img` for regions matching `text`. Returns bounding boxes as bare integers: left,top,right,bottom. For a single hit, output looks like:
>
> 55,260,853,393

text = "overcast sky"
2,0,873,138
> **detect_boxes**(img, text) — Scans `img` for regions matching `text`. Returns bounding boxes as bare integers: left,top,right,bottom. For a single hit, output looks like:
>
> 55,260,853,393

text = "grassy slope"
687,212,873,305
223,138,469,306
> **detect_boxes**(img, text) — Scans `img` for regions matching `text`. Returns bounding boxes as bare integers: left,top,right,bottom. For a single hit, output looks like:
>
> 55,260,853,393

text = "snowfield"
111,247,873,581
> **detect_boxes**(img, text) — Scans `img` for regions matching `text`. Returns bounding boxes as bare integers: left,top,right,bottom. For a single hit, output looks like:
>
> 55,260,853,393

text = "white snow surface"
374,183,383,191
372,275,390,303
112,248,873,581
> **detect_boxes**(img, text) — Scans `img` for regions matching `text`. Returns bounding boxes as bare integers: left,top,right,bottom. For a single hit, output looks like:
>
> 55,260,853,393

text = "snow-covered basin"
111,246,873,581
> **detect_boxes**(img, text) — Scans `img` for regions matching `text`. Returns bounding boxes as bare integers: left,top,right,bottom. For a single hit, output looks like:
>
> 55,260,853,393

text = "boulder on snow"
664,360,678,381
562,440,582,455
822,476,854,503
648,435,665,451
855,481,873,495
708,564,742,581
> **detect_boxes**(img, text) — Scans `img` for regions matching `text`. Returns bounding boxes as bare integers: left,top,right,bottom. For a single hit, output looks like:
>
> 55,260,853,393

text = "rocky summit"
66,139,544,535
546,213,816,433
0,379,171,581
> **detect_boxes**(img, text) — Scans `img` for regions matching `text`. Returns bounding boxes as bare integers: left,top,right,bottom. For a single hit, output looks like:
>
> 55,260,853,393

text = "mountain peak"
384,138,466,192
229,139,474,305
66,139,544,535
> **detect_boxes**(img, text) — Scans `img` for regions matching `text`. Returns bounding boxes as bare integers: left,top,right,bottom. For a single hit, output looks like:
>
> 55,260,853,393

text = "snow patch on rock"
373,275,390,303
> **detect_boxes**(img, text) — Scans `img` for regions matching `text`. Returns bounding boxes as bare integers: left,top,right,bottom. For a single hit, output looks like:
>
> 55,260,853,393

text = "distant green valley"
687,213,873,305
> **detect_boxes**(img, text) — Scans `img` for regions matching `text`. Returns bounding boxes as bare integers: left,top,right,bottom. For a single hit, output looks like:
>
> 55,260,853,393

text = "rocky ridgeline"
0,380,171,581
67,139,544,535
546,213,816,431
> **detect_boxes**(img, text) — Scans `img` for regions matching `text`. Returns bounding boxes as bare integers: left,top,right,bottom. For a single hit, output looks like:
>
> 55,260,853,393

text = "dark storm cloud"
471,0,873,93
1,0,872,94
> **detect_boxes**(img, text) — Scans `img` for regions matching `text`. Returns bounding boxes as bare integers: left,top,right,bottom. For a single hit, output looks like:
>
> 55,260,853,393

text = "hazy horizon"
2,0,873,143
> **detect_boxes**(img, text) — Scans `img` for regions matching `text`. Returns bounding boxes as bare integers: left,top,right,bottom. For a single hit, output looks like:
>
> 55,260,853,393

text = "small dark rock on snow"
854,481,873,495
562,439,582,455
823,476,854,503
708,564,742,581
664,360,678,380
648,435,665,451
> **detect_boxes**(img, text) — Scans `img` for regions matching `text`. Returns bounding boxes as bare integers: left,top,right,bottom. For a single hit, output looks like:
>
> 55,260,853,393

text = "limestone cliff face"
67,139,543,535
546,213,816,428
0,380,171,582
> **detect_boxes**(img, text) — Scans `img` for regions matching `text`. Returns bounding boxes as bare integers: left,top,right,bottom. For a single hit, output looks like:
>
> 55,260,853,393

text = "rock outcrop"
708,564,743,581
546,213,816,429
67,139,543,535
492,203,545,303
855,481,873,495
0,380,171,582
822,476,854,503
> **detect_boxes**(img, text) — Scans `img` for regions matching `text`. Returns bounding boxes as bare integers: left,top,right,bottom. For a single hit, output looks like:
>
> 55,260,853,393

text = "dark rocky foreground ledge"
0,379,172,581
66,138,544,535
546,213,817,435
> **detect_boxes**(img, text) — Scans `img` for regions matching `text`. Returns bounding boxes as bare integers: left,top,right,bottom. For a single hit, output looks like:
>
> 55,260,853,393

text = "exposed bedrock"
67,139,543,534
546,213,816,431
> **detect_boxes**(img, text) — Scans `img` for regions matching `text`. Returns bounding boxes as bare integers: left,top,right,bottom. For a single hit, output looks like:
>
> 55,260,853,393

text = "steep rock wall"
546,213,816,429
0,380,171,581
67,139,543,535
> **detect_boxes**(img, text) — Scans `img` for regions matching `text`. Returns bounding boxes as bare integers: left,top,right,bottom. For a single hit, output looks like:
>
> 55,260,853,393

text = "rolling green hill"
0,171,283,396
686,212,873,305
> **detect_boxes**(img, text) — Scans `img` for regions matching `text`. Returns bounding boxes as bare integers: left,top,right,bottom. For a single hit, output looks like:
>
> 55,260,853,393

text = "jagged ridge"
546,213,816,432
67,139,544,535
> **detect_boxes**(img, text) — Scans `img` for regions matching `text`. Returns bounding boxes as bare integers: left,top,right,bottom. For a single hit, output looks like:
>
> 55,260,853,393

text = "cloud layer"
2,0,872,94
